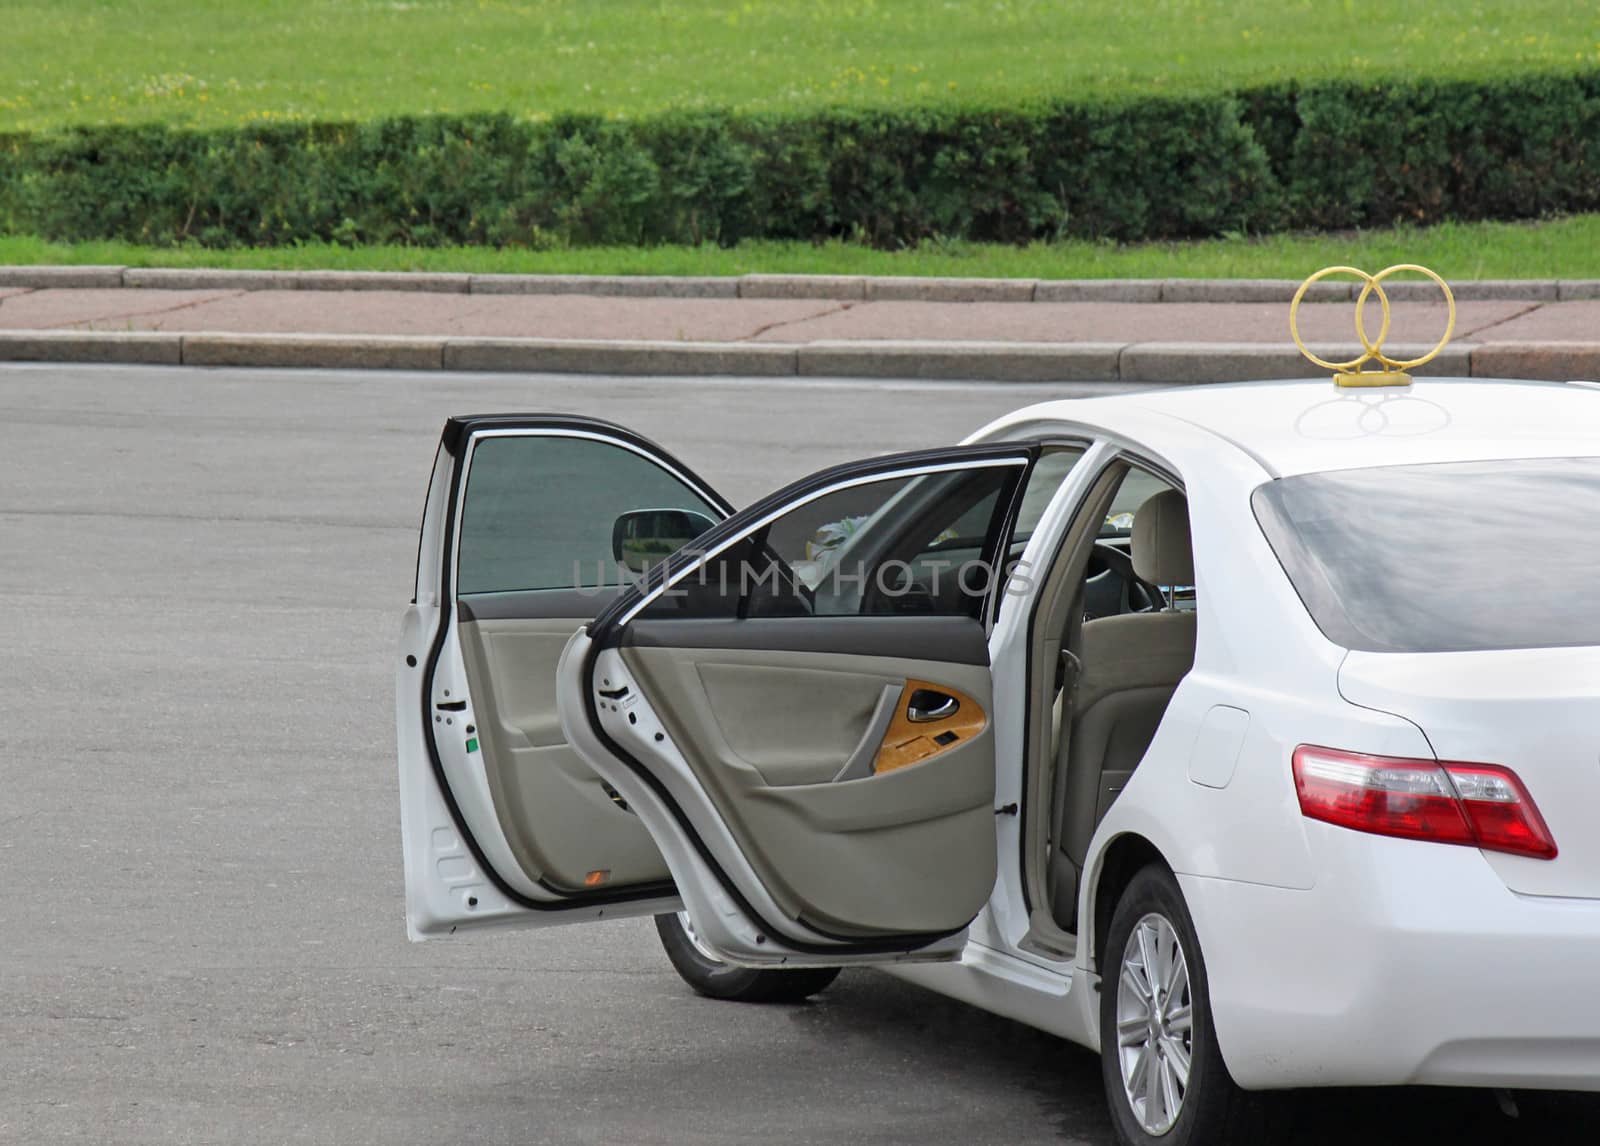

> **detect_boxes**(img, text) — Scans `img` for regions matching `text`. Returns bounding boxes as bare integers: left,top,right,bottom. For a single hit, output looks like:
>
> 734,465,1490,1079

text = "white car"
396,379,1600,1145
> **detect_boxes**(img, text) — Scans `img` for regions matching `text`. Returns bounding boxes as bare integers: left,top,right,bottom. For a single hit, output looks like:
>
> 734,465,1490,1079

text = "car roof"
1028,378,1600,478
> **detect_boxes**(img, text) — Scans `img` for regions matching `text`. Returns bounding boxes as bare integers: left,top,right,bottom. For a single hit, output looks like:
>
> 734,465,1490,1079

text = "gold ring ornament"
1289,264,1456,387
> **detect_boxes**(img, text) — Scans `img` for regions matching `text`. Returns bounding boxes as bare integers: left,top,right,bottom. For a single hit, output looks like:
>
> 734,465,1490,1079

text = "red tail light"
1292,746,1558,861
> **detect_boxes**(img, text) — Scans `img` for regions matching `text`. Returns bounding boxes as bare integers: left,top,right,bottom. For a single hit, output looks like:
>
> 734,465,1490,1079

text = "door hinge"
995,803,1019,816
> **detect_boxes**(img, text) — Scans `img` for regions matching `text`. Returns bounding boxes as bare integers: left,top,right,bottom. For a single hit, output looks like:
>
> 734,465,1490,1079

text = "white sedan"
396,377,1600,1145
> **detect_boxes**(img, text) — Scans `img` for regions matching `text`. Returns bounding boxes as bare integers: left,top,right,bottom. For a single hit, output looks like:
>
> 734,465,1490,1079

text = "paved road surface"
2,364,1594,1145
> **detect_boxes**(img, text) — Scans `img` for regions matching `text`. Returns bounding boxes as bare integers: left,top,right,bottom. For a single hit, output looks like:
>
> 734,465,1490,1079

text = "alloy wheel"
1115,911,1194,1136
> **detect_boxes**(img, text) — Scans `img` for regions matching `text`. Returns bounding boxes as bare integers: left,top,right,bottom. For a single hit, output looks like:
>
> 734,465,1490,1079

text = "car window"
1014,446,1088,540
641,461,1027,621
1081,463,1193,617
1102,467,1171,537
1253,456,1600,653
456,435,719,595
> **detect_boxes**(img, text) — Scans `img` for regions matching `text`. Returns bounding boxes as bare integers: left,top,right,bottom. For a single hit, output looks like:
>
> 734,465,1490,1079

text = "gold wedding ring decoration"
1289,264,1456,387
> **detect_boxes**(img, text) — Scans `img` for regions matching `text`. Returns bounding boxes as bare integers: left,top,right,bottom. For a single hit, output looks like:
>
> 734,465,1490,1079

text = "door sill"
1017,907,1077,962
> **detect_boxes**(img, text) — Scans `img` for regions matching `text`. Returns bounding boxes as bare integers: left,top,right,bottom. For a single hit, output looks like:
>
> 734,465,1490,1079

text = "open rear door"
397,415,732,939
559,444,1040,966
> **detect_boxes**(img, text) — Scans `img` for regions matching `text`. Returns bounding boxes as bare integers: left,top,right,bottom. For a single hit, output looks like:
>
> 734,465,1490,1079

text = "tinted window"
642,461,1028,621
457,435,719,595
1253,457,1600,653
1014,446,1087,539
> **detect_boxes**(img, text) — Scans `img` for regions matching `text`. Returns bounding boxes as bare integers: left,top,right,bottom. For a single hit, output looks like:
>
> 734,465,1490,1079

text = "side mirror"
612,507,717,575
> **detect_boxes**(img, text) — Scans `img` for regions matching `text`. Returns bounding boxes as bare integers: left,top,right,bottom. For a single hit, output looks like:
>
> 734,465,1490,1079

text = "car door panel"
398,415,733,939
564,638,985,963
458,613,670,892
666,658,895,785
560,445,1042,963
457,586,628,622
622,614,991,664
620,641,996,937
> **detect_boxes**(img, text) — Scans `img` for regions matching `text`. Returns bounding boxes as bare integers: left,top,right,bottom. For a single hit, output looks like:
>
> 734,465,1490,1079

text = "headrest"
1131,490,1194,587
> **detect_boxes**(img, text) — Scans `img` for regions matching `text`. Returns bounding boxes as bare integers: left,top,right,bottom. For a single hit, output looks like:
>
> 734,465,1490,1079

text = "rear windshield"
1253,457,1600,653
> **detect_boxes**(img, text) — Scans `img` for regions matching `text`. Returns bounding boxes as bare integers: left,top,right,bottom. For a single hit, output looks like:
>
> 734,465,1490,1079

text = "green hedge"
1,72,1596,250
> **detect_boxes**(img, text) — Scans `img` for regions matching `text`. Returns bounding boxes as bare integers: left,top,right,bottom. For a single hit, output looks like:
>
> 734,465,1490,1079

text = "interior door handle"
906,689,959,723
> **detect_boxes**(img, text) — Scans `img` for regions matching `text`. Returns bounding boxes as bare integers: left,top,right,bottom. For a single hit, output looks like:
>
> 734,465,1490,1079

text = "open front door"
559,444,1040,966
397,415,732,939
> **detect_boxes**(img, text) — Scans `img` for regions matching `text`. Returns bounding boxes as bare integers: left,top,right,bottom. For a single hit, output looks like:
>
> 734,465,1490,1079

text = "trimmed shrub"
1033,96,1280,240
0,70,1595,249
1282,74,1600,230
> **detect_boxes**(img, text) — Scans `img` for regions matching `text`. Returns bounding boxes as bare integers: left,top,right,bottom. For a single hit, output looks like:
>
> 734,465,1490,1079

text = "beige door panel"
622,643,997,936
691,660,900,785
738,798,995,938
460,617,669,892
469,619,572,747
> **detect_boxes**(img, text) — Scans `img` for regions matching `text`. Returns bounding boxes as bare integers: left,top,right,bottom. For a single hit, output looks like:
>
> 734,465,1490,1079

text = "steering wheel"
1089,541,1165,615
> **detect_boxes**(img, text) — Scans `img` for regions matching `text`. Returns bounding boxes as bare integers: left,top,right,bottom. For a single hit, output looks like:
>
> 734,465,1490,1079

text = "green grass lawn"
5,215,1597,280
4,0,1597,133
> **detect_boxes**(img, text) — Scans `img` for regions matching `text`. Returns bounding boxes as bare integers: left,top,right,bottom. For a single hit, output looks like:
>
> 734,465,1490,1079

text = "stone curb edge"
1,265,1595,303
2,331,1597,384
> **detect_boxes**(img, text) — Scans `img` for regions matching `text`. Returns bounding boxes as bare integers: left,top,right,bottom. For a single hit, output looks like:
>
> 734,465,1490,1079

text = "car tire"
1100,864,1262,1146
654,912,841,1003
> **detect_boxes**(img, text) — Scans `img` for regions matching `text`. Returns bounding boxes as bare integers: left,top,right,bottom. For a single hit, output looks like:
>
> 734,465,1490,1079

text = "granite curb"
2,329,1596,383
0,265,1589,303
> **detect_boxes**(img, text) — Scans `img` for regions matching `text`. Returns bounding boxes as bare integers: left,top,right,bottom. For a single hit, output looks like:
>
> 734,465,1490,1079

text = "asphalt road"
2,364,1595,1145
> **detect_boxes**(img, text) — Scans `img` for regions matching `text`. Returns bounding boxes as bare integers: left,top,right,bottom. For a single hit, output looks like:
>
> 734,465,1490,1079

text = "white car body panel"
399,378,1600,1094
1064,378,1600,477
1184,833,1600,1091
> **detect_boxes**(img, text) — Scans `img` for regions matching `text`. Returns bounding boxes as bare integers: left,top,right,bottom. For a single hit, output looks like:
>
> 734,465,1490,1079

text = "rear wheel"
655,912,841,1003
1100,864,1261,1145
